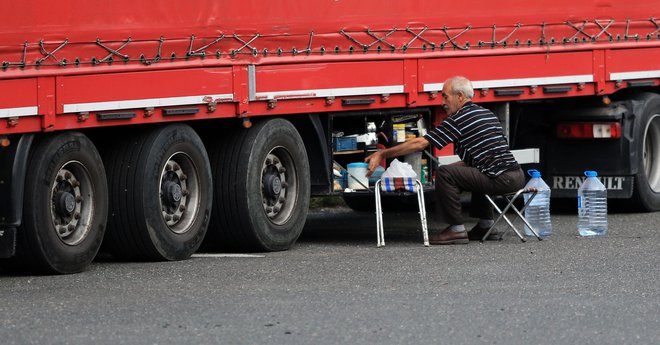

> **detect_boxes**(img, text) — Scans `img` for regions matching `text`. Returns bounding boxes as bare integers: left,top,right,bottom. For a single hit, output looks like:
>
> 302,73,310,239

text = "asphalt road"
0,206,659,345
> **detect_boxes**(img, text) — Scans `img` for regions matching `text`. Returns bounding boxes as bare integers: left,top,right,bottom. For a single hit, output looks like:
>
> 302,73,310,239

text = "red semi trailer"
0,1,658,273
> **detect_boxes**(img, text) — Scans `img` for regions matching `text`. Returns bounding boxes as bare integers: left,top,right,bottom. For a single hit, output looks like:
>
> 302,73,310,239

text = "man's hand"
364,151,385,177
363,137,430,177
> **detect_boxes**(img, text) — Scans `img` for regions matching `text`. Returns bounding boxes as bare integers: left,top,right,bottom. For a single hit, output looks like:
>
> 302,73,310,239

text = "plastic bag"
380,159,417,192
381,158,417,178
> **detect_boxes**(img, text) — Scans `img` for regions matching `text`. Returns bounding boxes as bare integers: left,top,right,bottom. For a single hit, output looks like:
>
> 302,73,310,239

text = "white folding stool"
374,179,430,247
481,187,543,242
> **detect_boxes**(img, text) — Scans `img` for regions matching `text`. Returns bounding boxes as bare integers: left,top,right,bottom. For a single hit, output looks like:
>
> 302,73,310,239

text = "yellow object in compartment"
393,124,406,143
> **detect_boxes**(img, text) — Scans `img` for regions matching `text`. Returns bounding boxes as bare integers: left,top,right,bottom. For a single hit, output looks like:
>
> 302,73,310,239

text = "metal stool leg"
375,180,385,247
483,188,547,243
510,190,543,241
374,179,429,247
484,190,527,242
415,180,430,247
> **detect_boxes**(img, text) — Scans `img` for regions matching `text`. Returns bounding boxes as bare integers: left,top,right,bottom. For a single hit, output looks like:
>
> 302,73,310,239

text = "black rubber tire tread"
103,124,212,260
205,118,310,251
203,124,250,248
103,130,152,259
630,92,660,211
3,132,108,274
207,124,256,249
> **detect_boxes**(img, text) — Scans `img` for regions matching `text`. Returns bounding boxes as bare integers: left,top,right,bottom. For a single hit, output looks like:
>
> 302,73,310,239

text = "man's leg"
468,168,525,239
430,165,478,244
468,168,525,218
470,192,493,220
432,166,524,243
436,165,524,220
433,165,465,226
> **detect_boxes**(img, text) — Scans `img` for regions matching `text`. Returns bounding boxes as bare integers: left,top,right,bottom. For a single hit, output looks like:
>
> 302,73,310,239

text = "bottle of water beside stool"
577,171,608,236
523,169,552,236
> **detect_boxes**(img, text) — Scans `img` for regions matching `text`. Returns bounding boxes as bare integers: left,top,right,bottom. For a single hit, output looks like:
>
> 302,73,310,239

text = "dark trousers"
433,165,525,225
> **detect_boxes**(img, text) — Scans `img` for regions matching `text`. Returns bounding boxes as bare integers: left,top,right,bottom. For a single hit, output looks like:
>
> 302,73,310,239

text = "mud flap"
0,227,16,258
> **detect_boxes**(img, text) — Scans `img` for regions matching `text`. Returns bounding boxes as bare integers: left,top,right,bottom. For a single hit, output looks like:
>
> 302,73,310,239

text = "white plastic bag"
381,158,417,178
380,159,417,192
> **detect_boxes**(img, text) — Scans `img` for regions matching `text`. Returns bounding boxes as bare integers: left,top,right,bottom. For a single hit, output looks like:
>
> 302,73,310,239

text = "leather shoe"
429,226,469,245
467,224,503,241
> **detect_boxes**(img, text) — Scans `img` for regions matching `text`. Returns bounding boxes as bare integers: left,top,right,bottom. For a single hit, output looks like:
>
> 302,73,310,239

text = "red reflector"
610,122,621,138
556,122,621,139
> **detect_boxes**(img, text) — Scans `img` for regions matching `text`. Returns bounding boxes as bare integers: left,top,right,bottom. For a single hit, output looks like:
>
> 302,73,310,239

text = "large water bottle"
523,169,552,236
577,171,608,236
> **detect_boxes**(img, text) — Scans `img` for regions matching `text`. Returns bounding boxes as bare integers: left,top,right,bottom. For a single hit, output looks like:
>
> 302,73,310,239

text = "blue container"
368,166,385,185
523,169,552,236
334,137,357,151
577,171,608,236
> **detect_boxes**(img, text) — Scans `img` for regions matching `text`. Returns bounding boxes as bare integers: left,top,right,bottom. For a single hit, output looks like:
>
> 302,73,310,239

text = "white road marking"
191,253,265,258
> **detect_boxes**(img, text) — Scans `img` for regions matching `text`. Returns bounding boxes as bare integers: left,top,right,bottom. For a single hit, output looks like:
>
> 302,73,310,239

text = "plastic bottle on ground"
523,169,552,236
577,170,608,236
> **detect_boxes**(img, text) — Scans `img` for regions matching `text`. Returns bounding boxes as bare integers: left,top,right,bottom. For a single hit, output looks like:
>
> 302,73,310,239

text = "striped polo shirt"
424,102,519,177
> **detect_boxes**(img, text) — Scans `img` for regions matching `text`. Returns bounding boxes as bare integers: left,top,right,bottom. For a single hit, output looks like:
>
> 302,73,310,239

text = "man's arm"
364,137,430,176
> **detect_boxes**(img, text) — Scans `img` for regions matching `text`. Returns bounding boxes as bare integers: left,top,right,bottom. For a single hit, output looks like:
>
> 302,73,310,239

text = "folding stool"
481,187,543,242
374,178,429,247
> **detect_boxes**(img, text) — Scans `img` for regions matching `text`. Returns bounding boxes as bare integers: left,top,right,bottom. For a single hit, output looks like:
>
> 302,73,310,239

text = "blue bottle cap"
584,170,598,177
527,169,541,178
347,162,368,168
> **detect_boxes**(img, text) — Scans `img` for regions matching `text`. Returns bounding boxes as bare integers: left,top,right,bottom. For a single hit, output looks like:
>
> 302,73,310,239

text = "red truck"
0,1,658,273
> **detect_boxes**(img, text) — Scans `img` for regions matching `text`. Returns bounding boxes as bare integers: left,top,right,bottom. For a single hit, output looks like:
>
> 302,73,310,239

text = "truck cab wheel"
4,132,108,274
631,93,660,211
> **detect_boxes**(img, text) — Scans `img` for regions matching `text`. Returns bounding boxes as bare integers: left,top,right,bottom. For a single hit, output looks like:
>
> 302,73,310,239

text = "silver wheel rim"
643,114,660,193
159,152,200,234
50,161,94,246
261,147,298,225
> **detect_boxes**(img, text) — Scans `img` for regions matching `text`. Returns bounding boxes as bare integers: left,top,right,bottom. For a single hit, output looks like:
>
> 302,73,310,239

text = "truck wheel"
632,93,660,211
10,132,107,274
206,118,310,251
103,124,212,260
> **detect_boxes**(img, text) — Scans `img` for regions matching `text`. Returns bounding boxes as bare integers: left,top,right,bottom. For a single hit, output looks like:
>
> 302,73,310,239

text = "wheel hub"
264,174,282,198
261,150,298,224
50,165,87,245
159,154,199,234
160,168,186,226
55,191,76,216
163,181,183,204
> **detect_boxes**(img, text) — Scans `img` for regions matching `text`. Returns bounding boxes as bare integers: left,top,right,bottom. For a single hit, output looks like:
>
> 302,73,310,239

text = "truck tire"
6,132,108,274
205,118,310,251
103,124,212,260
631,93,660,211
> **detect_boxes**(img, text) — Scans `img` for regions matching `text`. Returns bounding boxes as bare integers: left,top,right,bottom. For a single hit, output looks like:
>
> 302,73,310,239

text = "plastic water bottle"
577,171,608,236
523,169,552,236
